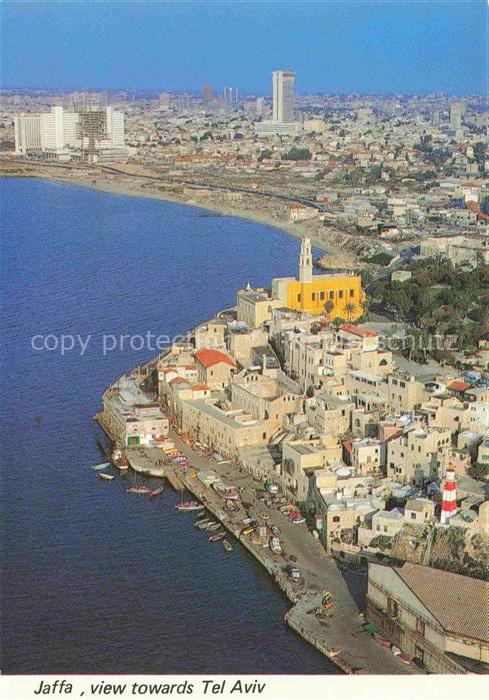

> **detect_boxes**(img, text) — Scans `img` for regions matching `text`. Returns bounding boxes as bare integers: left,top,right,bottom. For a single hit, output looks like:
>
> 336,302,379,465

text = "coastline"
96,355,419,676
0,160,360,269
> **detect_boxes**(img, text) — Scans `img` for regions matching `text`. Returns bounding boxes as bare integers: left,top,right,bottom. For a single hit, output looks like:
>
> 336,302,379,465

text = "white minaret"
299,237,313,283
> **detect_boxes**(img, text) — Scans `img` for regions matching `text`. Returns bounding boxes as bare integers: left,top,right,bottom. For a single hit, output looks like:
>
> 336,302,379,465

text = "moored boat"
175,501,205,512
99,473,115,481
222,539,233,553
149,487,164,498
126,485,152,494
193,518,210,528
209,533,225,542
207,522,221,531
91,462,111,470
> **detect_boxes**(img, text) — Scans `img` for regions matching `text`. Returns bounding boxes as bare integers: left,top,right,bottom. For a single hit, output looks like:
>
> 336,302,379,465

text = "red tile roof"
193,384,210,391
339,323,377,338
170,377,190,386
194,348,237,369
448,380,472,392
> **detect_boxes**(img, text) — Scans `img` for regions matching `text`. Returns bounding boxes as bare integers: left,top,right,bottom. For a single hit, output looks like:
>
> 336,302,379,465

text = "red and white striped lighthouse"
440,469,457,524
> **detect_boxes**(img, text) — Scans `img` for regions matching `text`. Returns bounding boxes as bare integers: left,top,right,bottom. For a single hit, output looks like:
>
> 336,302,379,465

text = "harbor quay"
96,240,488,674
97,384,418,675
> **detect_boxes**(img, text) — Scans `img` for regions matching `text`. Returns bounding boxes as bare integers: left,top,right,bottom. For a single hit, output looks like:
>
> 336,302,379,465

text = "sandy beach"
0,158,360,269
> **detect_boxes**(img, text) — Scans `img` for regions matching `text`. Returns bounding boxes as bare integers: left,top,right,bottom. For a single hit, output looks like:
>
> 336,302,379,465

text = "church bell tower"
299,237,313,283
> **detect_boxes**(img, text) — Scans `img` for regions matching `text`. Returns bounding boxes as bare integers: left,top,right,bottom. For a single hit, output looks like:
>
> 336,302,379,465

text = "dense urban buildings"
2,69,488,675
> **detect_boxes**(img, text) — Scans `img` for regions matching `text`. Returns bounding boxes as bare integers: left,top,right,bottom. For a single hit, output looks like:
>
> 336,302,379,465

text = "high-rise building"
255,97,265,115
202,84,213,105
272,70,295,123
14,114,41,154
450,101,465,129
222,87,239,108
159,92,171,109
14,105,127,162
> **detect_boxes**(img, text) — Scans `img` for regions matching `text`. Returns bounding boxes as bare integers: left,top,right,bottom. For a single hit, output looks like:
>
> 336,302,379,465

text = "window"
312,293,316,301
339,290,344,299
320,291,325,300
332,516,340,523
416,619,425,636
329,291,334,300
350,289,354,298
411,512,416,520
387,597,398,617
262,432,266,439
298,294,302,302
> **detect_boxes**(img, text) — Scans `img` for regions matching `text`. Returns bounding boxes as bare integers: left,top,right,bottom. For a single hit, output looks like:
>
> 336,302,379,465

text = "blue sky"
0,1,486,94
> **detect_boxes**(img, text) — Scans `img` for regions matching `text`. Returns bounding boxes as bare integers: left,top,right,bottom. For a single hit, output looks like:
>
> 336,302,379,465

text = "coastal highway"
98,163,328,212
0,156,328,212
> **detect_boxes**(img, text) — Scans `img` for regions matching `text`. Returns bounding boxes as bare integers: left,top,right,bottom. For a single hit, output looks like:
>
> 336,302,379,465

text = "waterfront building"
101,377,169,447
14,105,127,161
14,113,41,154
281,437,342,502
272,238,365,320
404,497,435,524
236,286,283,328
366,562,489,672
194,348,237,389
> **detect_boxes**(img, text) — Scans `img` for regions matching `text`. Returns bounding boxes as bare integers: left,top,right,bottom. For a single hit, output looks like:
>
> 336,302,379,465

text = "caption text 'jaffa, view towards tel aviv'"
1,2,488,680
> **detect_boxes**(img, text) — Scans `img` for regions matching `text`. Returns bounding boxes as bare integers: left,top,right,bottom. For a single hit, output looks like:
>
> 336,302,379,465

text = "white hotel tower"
255,69,302,137
272,70,296,123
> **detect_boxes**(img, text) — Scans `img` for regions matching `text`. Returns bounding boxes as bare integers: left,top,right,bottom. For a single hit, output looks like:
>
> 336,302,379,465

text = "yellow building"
272,238,365,320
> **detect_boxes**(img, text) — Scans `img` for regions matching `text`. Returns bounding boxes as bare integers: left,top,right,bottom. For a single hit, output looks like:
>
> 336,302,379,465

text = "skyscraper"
222,87,239,108
272,70,295,123
159,92,171,109
450,101,465,129
202,84,213,105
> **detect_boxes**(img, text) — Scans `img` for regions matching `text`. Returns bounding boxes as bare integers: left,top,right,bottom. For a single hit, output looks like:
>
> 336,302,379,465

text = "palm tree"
323,299,335,319
344,302,357,321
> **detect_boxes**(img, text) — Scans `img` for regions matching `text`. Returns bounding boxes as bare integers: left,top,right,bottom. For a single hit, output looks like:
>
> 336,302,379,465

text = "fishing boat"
203,521,218,530
209,533,225,542
207,522,222,532
175,501,205,512
222,539,233,553
126,485,152,494
91,462,111,470
99,473,115,481
149,487,164,498
193,518,210,528
115,461,129,471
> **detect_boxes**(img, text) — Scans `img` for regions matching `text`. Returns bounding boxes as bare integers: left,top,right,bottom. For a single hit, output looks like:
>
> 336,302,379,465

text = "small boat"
115,461,129,471
91,462,111,470
203,521,218,530
209,533,225,542
207,522,221,532
149,487,164,498
175,501,205,512
193,518,210,528
99,473,115,481
126,486,152,494
222,539,233,553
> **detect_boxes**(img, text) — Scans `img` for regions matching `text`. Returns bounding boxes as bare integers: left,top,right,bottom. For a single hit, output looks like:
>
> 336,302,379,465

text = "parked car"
288,566,301,581
269,537,282,554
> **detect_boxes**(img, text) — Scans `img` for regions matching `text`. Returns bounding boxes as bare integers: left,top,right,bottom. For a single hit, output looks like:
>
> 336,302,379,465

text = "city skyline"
0,2,486,95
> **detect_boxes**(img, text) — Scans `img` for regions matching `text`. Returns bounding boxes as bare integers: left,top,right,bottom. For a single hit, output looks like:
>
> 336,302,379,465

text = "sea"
0,177,340,674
